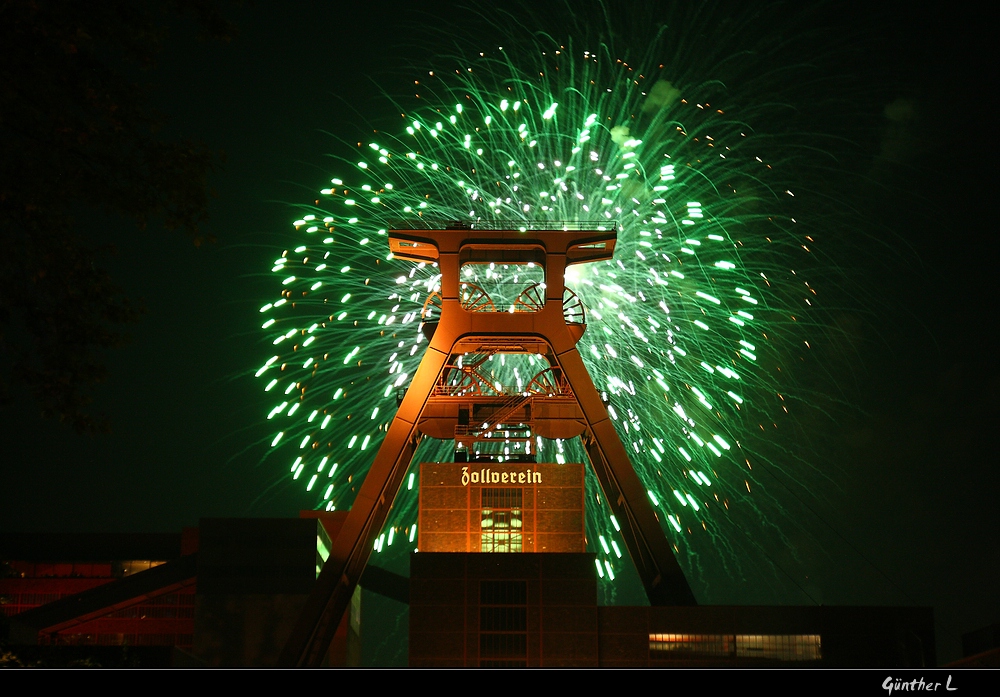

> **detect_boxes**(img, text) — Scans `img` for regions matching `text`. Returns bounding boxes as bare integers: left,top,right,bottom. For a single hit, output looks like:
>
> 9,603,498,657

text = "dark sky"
1,1,995,665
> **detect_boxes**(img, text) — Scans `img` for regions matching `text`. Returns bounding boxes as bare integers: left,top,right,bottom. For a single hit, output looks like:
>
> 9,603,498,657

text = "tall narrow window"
480,580,527,667
480,488,523,553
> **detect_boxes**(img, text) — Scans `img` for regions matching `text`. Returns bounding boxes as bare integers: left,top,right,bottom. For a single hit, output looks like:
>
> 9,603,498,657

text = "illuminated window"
649,633,822,661
113,560,166,577
480,488,523,553
480,581,527,667
649,633,734,657
734,634,822,661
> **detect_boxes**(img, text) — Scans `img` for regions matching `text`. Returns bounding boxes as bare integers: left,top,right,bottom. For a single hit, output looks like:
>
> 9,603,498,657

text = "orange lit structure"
417,462,586,553
280,222,695,666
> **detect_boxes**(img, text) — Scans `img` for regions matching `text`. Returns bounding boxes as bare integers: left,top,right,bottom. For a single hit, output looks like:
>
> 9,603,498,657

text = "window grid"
1,591,194,618
480,488,523,553
44,633,194,648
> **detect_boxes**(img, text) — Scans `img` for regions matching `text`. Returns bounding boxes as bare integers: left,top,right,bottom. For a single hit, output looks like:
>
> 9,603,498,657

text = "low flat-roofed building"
408,550,935,667
408,461,936,667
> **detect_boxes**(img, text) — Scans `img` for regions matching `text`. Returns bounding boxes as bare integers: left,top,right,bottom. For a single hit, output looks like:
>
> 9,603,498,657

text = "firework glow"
255,21,845,603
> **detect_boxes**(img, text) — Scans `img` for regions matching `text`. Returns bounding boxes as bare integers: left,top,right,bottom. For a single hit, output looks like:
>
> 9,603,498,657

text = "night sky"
1,1,995,665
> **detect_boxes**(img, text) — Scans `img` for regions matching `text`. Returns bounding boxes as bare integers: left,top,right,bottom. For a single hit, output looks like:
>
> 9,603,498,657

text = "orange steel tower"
279,222,696,666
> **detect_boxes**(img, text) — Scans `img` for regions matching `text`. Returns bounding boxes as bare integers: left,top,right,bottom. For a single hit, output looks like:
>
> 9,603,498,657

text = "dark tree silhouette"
0,0,234,431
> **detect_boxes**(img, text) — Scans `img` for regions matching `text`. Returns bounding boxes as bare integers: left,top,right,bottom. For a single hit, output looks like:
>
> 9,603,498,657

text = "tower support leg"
277,346,450,667
552,346,697,606
282,334,696,666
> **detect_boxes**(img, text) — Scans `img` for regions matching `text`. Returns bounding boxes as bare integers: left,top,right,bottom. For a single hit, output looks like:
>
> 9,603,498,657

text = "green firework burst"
255,27,846,603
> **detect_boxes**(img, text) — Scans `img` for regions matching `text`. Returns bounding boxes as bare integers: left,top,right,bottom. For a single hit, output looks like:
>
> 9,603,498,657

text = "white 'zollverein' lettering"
461,466,541,486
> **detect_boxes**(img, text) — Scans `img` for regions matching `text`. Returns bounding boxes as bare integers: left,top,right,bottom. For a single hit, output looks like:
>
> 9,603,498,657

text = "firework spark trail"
255,33,839,600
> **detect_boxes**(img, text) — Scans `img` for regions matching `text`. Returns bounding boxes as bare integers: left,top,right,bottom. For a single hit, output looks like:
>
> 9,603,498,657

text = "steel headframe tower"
279,221,696,666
